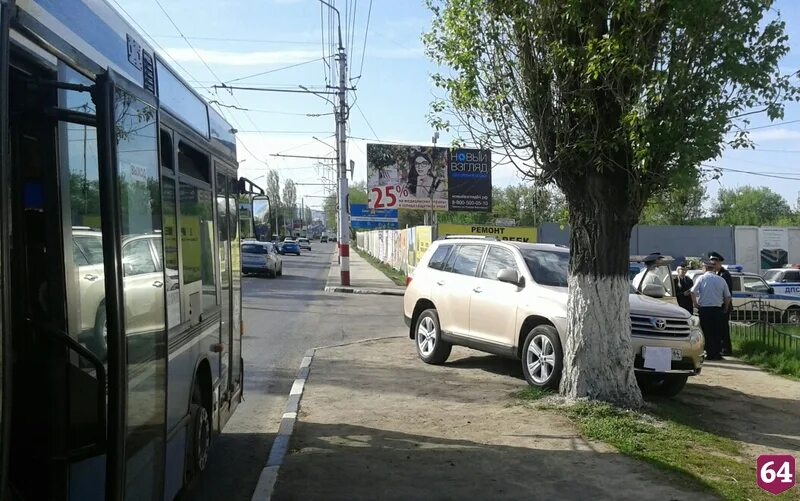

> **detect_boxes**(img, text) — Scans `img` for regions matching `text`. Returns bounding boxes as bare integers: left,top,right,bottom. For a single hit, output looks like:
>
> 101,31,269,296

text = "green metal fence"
729,299,800,356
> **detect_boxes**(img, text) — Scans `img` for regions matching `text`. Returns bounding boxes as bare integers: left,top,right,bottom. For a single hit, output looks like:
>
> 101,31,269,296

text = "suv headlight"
689,315,700,329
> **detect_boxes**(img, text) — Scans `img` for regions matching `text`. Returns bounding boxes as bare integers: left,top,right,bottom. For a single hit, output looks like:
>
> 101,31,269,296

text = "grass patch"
511,387,553,401
733,338,800,380
564,401,764,500
353,247,407,287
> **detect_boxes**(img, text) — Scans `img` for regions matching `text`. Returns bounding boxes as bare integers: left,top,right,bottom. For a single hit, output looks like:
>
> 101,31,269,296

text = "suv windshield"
520,249,569,287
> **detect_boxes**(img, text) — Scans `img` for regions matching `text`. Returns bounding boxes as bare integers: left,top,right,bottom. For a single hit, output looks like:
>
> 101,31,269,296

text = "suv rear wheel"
415,309,452,364
521,325,562,390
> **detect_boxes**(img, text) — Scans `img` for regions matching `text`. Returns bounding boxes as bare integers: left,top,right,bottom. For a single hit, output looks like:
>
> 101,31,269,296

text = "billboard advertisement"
759,227,789,270
438,223,537,243
447,148,492,212
367,143,450,211
350,203,399,230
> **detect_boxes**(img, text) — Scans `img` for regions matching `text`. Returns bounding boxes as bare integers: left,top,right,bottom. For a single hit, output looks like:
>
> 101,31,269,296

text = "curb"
324,285,405,296
250,336,405,500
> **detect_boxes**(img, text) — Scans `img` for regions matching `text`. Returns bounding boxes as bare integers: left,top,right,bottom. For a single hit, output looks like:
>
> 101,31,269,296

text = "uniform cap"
708,251,725,262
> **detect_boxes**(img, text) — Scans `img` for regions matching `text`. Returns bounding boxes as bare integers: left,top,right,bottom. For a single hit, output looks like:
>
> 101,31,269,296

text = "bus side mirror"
252,196,270,242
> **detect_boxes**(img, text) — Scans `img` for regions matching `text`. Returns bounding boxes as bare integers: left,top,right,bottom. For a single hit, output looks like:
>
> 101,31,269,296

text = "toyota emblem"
652,318,667,330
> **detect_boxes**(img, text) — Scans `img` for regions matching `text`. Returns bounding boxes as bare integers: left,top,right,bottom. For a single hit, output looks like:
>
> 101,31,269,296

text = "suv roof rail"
442,235,498,240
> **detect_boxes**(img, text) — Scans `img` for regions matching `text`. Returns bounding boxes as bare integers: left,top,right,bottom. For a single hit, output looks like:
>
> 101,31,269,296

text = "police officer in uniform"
691,259,732,360
709,251,733,355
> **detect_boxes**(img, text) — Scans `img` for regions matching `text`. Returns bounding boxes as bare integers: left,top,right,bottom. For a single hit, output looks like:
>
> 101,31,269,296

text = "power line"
354,101,379,140
151,35,320,45
354,0,373,82
224,57,329,85
702,164,800,181
739,119,800,131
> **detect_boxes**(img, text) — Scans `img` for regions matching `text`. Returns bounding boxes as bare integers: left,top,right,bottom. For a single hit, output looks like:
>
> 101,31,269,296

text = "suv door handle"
436,280,445,286
473,287,483,293
83,274,99,281
152,281,163,288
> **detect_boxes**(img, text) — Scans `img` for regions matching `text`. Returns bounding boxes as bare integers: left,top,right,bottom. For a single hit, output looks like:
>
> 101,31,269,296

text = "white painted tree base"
560,274,644,408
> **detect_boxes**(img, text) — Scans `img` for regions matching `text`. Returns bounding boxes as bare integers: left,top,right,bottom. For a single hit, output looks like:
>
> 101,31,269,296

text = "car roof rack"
442,235,499,240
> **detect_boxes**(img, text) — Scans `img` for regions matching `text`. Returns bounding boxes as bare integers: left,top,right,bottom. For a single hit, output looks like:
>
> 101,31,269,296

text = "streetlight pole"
320,0,350,286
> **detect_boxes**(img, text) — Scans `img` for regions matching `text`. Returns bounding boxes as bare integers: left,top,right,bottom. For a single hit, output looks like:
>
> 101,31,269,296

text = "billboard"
366,143,449,211
438,223,537,243
447,148,492,211
759,227,789,269
350,204,399,230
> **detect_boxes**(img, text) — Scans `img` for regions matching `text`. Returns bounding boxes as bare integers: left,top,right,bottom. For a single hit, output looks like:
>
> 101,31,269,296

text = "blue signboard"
350,204,399,230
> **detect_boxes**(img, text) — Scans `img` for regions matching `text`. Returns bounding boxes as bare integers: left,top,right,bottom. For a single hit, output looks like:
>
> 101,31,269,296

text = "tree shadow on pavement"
180,432,275,501
665,382,800,454
272,421,715,501
444,354,524,380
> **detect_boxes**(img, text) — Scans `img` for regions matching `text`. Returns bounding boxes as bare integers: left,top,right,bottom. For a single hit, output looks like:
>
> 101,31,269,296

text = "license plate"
643,347,682,361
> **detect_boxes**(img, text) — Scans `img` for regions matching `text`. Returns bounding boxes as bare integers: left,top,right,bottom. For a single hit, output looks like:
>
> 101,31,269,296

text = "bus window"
162,177,180,329
113,86,166,499
179,181,217,315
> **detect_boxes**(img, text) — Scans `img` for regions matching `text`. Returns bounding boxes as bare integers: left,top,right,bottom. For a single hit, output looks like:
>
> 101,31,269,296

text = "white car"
762,266,800,296
404,239,705,397
298,238,312,251
687,268,800,324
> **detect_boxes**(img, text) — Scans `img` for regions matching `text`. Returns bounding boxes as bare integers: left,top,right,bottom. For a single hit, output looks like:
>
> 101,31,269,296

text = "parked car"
403,238,705,397
241,241,283,277
763,265,800,296
320,235,329,243
280,239,301,256
73,229,174,359
298,238,312,250
685,268,800,324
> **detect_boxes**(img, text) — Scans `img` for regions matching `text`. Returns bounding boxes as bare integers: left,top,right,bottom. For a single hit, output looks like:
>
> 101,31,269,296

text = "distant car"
763,265,800,296
242,241,283,277
298,238,311,250
280,240,301,256
686,268,800,324
320,236,328,243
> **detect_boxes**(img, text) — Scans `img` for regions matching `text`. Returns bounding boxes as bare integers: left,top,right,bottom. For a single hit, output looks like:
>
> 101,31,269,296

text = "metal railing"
729,299,800,355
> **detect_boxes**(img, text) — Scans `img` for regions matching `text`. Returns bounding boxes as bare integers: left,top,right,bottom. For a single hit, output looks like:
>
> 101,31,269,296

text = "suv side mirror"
768,287,775,295
497,268,522,287
642,283,666,298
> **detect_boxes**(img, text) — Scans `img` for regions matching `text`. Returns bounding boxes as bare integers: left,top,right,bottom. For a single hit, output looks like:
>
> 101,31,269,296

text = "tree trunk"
559,176,644,408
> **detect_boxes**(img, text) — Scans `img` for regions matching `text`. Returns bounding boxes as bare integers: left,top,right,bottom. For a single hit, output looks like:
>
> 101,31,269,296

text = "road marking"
289,379,305,396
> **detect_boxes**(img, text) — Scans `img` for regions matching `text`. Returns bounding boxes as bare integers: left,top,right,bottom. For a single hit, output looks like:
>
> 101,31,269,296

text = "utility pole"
334,14,350,285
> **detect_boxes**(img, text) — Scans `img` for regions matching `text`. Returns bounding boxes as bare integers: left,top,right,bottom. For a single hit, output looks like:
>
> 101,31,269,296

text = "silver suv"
403,238,705,397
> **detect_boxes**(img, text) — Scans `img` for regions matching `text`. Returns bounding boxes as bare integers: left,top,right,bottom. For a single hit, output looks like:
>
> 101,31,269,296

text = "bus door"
95,69,167,500
0,1,11,496
3,43,108,500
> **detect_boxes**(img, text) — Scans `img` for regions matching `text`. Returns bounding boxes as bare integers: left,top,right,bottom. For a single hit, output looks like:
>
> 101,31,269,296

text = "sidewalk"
324,248,406,296
272,338,714,501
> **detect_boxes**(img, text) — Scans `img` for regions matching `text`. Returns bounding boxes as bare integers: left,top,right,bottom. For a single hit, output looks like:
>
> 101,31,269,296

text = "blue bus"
0,1,262,498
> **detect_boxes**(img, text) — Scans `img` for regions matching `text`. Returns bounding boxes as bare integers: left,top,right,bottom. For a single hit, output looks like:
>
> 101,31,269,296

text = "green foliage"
733,337,800,379
425,0,797,229
711,186,793,226
640,178,708,225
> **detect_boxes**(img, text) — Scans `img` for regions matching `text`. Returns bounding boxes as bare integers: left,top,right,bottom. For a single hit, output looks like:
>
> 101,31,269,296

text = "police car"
762,265,800,296
687,265,800,324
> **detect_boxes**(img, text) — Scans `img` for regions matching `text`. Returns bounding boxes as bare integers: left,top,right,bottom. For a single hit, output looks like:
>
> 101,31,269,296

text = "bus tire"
187,383,211,483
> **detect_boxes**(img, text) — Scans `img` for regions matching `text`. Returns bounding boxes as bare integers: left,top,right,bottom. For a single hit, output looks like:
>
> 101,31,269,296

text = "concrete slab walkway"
324,248,405,296
273,338,714,501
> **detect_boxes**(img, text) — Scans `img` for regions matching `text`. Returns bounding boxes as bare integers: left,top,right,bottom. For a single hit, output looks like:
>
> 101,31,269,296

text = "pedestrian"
691,260,732,360
675,266,694,314
632,253,667,293
709,251,734,355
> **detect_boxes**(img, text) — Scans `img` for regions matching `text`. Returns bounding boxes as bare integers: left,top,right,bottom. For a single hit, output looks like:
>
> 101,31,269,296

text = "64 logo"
757,455,796,496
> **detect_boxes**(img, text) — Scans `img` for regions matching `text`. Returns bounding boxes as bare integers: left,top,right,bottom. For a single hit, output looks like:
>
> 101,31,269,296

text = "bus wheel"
188,384,211,481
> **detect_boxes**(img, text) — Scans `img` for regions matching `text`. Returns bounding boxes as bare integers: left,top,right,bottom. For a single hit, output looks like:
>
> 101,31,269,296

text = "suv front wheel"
522,325,563,390
415,309,452,364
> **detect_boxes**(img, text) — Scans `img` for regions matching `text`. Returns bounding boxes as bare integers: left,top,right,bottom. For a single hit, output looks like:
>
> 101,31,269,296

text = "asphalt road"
187,242,405,501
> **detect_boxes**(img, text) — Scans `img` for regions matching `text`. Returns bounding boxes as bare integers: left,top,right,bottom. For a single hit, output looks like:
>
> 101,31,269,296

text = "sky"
111,0,800,214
